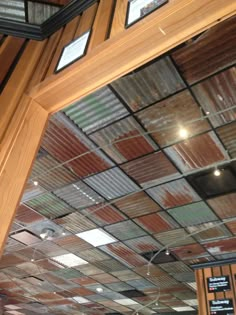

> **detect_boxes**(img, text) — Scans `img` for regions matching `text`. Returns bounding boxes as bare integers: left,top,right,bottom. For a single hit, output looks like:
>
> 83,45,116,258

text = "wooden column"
195,263,236,314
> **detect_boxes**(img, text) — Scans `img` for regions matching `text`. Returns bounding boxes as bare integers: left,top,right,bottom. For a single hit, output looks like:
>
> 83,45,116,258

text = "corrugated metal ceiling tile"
54,212,96,233
207,193,236,219
90,116,158,163
192,67,236,127
111,57,185,111
42,113,113,177
147,178,200,209
168,201,218,226
172,243,208,260
154,229,196,247
15,204,45,225
124,236,161,254
84,167,139,199
172,16,236,83
64,86,129,134
121,152,180,188
114,191,161,218
104,220,147,241
203,237,236,256
0,0,25,22
25,193,75,219
77,248,110,263
136,90,210,147
165,132,228,172
217,121,236,158
53,181,104,210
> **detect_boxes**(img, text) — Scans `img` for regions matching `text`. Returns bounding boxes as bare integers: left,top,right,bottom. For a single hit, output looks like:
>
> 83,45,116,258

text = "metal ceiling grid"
2,15,236,315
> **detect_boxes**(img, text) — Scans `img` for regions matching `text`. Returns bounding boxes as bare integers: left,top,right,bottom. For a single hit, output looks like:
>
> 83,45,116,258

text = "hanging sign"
207,276,231,293
55,30,91,73
209,299,234,315
126,0,168,27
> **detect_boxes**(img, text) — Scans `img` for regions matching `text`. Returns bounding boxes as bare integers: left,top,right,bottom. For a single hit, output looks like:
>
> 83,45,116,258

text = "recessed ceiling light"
73,296,90,304
214,168,221,176
179,128,188,139
114,298,138,306
76,228,117,247
33,181,38,186
52,253,88,267
96,287,104,293
172,306,195,311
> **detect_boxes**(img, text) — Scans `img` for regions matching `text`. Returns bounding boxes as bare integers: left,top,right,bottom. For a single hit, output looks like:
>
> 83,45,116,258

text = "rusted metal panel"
53,212,96,233
104,220,147,241
154,229,196,247
217,121,236,158
111,57,185,111
147,178,200,209
121,152,180,188
165,132,228,172
192,67,236,127
124,236,161,254
90,116,158,163
207,193,236,219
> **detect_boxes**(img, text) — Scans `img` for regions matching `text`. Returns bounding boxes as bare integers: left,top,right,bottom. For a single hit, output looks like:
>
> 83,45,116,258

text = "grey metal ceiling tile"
124,236,161,254
84,168,139,200
54,212,96,233
159,262,192,275
154,229,196,247
111,57,185,111
53,181,104,209
104,220,147,241
126,278,157,290
106,282,134,292
92,259,127,273
77,248,110,263
173,272,195,283
0,0,25,22
168,202,218,227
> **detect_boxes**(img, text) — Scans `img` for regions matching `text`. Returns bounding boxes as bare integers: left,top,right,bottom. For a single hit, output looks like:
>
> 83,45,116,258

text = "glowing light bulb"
179,128,188,139
165,248,170,255
31,259,34,262
96,287,103,293
214,169,221,177
33,181,38,186
147,271,150,276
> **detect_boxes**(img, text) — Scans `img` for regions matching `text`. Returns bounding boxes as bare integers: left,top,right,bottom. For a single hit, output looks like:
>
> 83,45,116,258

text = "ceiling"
1,15,236,315
0,0,71,25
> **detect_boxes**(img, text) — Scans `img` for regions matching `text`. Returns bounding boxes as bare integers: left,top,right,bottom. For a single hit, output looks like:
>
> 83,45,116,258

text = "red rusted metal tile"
114,191,161,218
172,243,208,260
124,236,161,254
42,113,113,178
53,235,92,252
72,277,97,286
217,121,236,158
53,212,96,233
15,204,45,225
91,273,118,284
136,90,210,147
121,152,180,188
0,254,27,268
10,231,41,246
147,178,200,209
69,287,94,296
172,16,236,83
134,212,177,234
165,132,228,172
192,67,236,127
81,205,126,226
90,117,158,163
207,193,236,218
225,221,236,235
204,237,236,255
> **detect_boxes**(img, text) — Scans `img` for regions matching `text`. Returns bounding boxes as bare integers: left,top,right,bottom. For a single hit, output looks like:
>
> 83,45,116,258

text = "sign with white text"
210,299,234,315
207,276,231,293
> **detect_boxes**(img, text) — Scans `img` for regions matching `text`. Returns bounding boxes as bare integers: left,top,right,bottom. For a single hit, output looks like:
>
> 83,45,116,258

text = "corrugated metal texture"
42,113,113,178
187,222,232,243
114,191,161,218
168,201,218,227
172,243,208,260
77,248,110,263
100,243,147,268
92,259,127,273
54,212,96,233
21,182,46,202
207,193,236,219
111,57,185,112
64,86,129,134
217,121,236,158
203,237,236,256
30,153,78,191
84,167,139,199
111,269,141,281
121,152,180,188
0,0,25,22
134,212,178,234
106,282,133,291
159,261,192,275
53,235,92,252
165,132,228,172
27,1,60,24
136,90,210,147
90,116,158,163
25,193,75,219
81,205,126,226
147,179,201,209
35,241,68,257
225,221,236,235
124,236,161,254
192,67,236,127
53,181,104,209
91,273,118,284
104,220,147,241
154,229,196,247
172,16,236,83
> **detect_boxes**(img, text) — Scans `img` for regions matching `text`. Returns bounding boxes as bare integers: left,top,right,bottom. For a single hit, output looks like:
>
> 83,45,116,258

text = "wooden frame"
0,0,236,255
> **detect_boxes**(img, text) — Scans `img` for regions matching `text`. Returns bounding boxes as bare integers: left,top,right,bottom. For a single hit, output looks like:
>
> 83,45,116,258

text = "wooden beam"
0,97,48,256
29,0,236,114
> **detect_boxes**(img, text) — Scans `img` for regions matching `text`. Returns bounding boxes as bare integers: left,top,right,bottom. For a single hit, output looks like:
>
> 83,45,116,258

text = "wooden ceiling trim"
28,0,236,114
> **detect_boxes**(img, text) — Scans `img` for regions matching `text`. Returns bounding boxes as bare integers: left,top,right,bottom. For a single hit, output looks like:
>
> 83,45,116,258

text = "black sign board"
207,276,231,293
210,299,234,315
126,0,168,28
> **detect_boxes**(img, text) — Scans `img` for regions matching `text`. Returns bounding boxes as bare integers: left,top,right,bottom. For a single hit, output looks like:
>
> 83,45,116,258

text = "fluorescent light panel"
114,298,138,306
73,296,90,304
53,253,88,267
76,228,117,247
